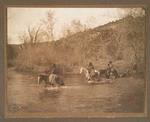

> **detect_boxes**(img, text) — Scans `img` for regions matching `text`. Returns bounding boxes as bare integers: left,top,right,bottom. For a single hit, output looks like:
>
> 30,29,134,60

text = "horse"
79,67,100,81
110,68,120,79
98,67,120,80
79,67,91,81
38,73,65,87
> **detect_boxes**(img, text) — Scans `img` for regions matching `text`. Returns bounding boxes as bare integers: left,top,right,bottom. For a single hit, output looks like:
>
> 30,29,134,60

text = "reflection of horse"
38,73,65,87
79,67,100,81
38,89,61,100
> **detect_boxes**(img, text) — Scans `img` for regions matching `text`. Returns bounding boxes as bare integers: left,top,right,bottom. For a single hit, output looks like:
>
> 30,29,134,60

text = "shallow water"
7,67,145,113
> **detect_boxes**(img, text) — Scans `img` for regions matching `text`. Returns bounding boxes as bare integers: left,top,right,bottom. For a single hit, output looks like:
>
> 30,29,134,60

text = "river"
6,67,145,113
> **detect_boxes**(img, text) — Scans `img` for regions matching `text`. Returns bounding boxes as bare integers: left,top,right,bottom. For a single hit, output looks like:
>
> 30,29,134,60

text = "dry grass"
8,16,145,76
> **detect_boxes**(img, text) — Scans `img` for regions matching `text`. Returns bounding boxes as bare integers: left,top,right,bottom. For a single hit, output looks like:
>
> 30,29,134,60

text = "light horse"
38,73,65,87
79,67,100,82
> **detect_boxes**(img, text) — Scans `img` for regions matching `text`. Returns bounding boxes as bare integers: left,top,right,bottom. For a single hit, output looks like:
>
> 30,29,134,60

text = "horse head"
79,67,85,74
38,74,49,84
79,67,91,81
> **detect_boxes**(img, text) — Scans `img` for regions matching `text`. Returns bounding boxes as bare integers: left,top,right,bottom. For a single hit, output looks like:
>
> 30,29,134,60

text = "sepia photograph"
6,6,147,118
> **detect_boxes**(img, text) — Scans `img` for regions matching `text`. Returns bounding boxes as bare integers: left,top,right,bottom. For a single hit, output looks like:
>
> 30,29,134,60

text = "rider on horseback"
87,62,100,81
45,64,59,75
87,62,94,74
107,61,119,79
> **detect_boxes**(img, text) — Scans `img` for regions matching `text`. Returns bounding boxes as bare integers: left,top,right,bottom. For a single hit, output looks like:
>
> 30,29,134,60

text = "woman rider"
45,64,59,75
87,62,98,80
87,62,94,74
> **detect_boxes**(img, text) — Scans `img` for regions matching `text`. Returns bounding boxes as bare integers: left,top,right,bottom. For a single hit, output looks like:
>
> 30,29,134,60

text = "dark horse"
99,68,119,79
38,73,65,87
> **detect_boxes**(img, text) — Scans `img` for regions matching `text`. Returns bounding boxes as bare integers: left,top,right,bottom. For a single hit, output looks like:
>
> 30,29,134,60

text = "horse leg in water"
89,69,96,81
96,73,101,81
45,77,51,87
105,69,110,79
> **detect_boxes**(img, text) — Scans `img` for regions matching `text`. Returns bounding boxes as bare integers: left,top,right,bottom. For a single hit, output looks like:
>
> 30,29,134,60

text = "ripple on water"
7,68,145,113
45,85,83,90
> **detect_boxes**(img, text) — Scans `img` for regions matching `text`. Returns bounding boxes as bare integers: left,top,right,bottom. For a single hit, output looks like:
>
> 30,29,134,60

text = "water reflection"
7,67,144,113
38,89,61,101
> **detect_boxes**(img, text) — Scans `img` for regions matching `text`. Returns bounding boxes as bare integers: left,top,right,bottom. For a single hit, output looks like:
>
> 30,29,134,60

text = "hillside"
7,15,146,75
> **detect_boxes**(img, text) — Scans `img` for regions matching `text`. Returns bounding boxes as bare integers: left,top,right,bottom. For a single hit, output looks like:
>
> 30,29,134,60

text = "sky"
7,7,121,44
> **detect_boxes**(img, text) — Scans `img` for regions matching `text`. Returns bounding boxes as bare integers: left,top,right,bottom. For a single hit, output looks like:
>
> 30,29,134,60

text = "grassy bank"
8,57,144,80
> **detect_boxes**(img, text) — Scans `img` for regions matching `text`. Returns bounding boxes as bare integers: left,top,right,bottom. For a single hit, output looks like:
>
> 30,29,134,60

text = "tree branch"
34,24,42,45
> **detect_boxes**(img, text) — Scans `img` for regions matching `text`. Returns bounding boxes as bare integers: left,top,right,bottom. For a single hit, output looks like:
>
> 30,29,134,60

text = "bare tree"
61,23,69,38
26,23,42,46
42,9,57,41
117,8,145,18
116,7,146,63
61,23,73,38
18,31,29,49
26,23,33,45
71,19,83,34
85,16,96,30
18,31,28,43
34,24,42,45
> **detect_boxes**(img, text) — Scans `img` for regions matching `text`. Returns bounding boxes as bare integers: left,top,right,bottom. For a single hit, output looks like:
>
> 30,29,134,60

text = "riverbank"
7,58,145,80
